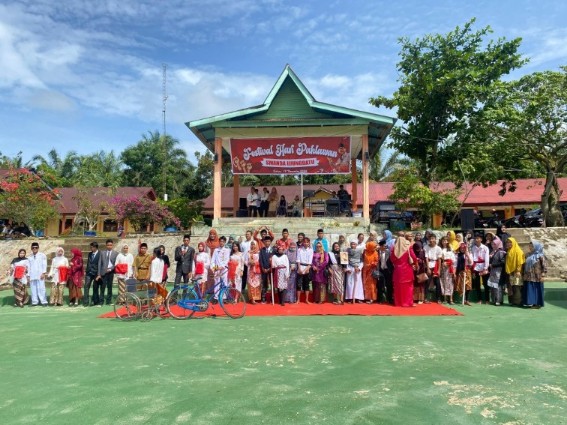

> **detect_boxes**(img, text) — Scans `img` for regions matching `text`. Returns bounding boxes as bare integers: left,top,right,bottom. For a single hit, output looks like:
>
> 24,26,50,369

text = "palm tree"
370,147,411,182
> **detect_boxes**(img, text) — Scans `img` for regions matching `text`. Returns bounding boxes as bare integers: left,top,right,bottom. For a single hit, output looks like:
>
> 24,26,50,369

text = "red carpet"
99,301,462,319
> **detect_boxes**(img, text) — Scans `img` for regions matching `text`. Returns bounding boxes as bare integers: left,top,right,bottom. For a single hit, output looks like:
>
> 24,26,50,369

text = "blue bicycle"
165,269,246,319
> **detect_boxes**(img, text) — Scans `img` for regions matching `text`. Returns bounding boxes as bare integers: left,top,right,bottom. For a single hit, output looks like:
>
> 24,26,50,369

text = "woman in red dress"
391,234,417,307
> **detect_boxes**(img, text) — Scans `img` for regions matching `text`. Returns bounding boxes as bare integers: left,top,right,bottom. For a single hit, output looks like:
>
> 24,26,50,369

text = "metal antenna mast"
162,63,168,201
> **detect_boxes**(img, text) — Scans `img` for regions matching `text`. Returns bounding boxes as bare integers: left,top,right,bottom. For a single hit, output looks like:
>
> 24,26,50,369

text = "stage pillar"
233,174,240,216
213,137,223,220
351,158,358,212
362,134,369,221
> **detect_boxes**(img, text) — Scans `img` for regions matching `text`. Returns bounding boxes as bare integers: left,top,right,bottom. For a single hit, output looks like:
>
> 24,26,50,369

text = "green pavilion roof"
186,65,396,159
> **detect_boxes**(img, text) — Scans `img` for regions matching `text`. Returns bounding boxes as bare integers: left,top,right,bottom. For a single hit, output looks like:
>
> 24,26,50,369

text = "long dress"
228,253,244,293
345,248,364,301
391,247,417,307
11,258,30,307
193,251,210,295
245,252,261,302
285,248,298,303
412,249,427,302
328,251,345,301
311,251,329,303
488,249,506,304
522,253,546,307
68,255,84,305
362,242,378,301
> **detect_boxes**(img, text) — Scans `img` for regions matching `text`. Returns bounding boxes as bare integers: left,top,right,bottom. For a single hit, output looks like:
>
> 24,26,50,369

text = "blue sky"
1,0,566,165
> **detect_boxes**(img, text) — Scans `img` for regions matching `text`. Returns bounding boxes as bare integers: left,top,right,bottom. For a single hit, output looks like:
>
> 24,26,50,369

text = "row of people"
5,225,545,310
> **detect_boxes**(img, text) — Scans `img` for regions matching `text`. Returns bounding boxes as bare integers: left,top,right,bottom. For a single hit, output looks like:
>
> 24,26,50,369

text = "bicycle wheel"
219,287,246,319
166,287,198,320
114,293,141,321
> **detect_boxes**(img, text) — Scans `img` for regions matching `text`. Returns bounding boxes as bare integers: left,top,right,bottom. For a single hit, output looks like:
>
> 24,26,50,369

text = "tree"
32,149,80,187
388,166,460,226
484,68,567,226
109,196,181,232
121,131,194,199
370,148,411,182
370,19,527,187
163,198,203,230
0,168,59,233
73,151,124,188
73,187,113,231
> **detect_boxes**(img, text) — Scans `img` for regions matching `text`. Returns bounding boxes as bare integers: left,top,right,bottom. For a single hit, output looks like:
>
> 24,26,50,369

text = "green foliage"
370,18,527,186
369,148,411,182
121,131,194,198
388,167,460,224
162,198,204,230
0,168,59,232
482,67,567,226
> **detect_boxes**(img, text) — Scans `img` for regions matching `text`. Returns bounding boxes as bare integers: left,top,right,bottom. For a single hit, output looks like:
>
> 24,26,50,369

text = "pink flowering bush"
110,196,181,232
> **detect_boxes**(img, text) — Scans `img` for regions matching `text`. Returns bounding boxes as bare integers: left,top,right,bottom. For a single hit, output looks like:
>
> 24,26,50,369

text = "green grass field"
1,283,566,425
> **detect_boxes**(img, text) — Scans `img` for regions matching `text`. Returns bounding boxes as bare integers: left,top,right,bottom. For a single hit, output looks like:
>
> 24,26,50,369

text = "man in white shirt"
296,237,314,303
27,242,48,306
211,236,231,301
240,230,253,292
247,187,258,217
471,233,490,304
424,234,442,303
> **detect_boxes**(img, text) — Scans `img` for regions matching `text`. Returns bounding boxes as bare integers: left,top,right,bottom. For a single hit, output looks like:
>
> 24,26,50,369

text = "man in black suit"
377,239,394,304
83,242,100,307
174,234,195,288
97,239,119,306
259,236,273,304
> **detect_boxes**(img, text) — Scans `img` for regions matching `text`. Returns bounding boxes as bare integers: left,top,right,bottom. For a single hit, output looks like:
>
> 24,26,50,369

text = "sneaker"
495,302,501,306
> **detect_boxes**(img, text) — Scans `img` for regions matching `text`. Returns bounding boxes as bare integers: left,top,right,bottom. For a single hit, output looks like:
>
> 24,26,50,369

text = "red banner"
230,136,351,175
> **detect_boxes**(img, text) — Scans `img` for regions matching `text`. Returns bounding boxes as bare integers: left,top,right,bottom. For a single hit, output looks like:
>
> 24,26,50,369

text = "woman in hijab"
391,234,417,307
382,229,395,250
10,249,30,307
159,245,170,284
447,230,460,252
505,237,525,306
345,240,364,303
522,240,546,308
412,241,427,304
244,241,261,304
68,248,84,306
362,240,378,303
285,241,298,303
268,187,278,217
115,244,134,295
205,229,220,255
311,241,329,303
487,237,506,305
328,242,345,304
194,242,210,295
48,247,69,307
496,224,510,248
271,242,290,306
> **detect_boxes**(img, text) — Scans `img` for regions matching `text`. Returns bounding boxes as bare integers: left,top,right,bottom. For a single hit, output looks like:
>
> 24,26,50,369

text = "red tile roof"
56,187,156,214
202,178,567,211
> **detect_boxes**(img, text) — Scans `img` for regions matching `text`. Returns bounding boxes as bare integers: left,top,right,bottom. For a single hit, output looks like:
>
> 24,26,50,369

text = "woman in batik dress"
328,242,345,304
245,241,261,304
311,241,329,303
68,248,84,306
10,249,30,307
49,247,69,306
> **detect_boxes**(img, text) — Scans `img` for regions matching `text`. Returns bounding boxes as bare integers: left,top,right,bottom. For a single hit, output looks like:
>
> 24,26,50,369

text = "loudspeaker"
239,197,247,210
236,209,248,217
460,209,475,231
